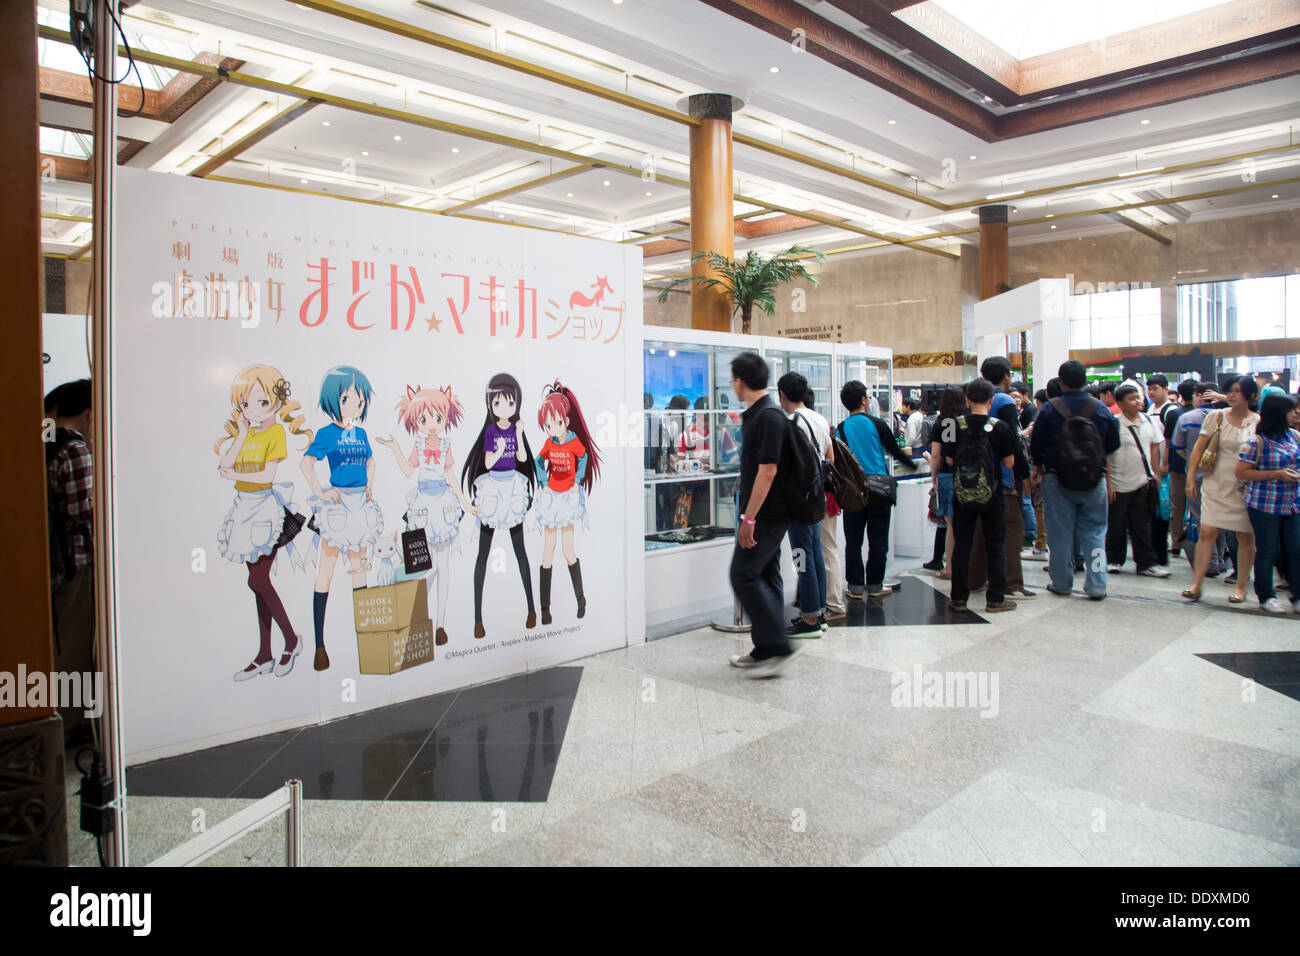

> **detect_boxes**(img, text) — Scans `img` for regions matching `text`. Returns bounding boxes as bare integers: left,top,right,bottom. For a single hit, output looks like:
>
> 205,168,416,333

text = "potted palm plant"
656,244,826,335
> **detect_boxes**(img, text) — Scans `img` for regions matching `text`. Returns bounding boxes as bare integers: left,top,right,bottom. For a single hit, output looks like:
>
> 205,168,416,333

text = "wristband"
741,515,756,526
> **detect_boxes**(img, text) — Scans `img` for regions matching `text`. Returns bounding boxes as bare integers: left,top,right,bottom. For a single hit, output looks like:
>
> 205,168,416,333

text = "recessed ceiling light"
452,147,459,153
566,192,574,197
321,120,330,127
1140,119,1150,125
603,180,611,186
982,95,992,103
300,178,308,184
613,0,623,4
887,119,896,125
361,150,368,156
645,191,652,196
1273,193,1280,199
1045,213,1054,218
393,134,402,141
769,66,779,73
969,155,977,160
1050,224,1056,229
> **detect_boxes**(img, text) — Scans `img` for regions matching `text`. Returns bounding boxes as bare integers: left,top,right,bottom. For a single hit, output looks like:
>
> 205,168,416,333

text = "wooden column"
978,204,1009,301
0,0,67,866
688,94,735,332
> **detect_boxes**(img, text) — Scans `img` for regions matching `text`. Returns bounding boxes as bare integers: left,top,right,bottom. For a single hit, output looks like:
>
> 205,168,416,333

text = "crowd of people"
724,350,1300,678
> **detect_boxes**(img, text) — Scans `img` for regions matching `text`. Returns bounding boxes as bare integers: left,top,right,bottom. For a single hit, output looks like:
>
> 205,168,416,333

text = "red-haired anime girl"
533,380,601,624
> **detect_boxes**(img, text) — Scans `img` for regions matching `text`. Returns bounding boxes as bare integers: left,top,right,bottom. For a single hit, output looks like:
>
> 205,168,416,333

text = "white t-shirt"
794,407,832,459
1109,413,1165,493
903,410,924,449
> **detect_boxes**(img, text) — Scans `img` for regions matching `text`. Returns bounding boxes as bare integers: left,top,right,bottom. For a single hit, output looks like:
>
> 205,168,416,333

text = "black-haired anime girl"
461,373,536,638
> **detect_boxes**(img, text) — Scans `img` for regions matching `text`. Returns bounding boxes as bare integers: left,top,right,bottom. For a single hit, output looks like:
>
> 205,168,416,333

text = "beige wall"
642,207,1300,381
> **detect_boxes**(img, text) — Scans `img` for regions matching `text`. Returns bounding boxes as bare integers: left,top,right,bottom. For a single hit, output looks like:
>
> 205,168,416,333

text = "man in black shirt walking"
727,352,800,678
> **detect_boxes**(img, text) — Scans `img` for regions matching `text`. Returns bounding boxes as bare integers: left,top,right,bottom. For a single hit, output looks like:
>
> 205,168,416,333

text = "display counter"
641,325,895,627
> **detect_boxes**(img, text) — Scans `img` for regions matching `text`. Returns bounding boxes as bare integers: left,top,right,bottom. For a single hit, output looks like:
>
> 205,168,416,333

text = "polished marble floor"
66,553,1299,866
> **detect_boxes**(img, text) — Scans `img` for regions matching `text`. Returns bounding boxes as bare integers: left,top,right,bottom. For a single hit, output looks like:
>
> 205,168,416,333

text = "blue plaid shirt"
1238,432,1300,515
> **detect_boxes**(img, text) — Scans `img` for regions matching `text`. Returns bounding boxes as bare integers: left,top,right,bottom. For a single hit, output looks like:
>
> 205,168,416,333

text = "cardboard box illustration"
352,578,434,675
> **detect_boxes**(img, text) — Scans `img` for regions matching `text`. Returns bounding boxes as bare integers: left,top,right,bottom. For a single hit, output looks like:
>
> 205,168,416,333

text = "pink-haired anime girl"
376,384,476,646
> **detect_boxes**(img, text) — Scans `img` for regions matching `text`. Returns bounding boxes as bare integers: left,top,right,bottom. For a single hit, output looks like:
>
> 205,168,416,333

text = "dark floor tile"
1197,651,1300,702
388,735,561,802
126,730,299,799
124,668,581,802
831,578,985,627
435,698,572,747
294,691,458,745
230,738,424,800
452,666,584,702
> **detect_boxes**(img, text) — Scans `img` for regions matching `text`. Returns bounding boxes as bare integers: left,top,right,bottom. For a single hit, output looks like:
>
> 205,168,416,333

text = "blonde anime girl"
215,364,312,682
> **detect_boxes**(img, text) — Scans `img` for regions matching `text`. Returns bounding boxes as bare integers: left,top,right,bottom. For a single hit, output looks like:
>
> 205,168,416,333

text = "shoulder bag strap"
1126,423,1154,479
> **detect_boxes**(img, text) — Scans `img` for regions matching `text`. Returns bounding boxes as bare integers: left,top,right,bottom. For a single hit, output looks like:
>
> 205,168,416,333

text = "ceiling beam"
1104,212,1173,245
190,98,322,177
438,164,591,213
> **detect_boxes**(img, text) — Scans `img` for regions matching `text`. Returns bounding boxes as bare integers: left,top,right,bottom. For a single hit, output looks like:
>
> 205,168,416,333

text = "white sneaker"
1108,564,1123,574
1137,566,1171,578
1261,597,1287,613
729,653,762,669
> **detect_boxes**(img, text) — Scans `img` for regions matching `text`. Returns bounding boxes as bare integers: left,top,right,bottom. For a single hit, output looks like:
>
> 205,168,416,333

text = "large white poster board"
114,169,644,762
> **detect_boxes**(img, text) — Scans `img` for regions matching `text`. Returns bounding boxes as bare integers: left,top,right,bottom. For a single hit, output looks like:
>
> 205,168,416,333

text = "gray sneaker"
1261,597,1287,613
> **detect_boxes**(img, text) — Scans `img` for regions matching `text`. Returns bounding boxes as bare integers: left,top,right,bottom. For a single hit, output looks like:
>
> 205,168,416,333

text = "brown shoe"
474,621,485,639
984,600,1018,613
313,647,330,670
525,611,536,629
435,627,448,646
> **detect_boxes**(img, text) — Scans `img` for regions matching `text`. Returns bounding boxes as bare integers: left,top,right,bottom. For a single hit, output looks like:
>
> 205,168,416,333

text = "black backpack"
952,416,998,511
777,412,826,525
1050,396,1106,491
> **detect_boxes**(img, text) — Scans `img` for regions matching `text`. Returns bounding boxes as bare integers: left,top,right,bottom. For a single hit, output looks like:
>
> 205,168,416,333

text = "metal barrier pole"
90,0,127,867
286,779,303,866
147,781,299,867
712,489,750,632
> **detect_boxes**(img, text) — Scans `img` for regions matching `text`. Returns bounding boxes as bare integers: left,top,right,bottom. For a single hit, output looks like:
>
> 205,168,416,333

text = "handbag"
1198,411,1223,474
865,472,898,506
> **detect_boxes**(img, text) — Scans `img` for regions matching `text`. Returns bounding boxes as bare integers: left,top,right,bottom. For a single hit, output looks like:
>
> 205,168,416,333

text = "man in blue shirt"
1029,360,1121,598
837,380,916,598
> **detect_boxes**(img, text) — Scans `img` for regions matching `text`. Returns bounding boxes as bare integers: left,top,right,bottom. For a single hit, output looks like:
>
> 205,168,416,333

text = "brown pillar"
688,94,735,333
978,204,1009,301
0,0,67,865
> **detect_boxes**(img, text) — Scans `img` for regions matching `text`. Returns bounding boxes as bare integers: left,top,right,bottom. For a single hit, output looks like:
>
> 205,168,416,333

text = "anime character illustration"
299,366,383,671
533,380,602,624
215,364,313,682
372,532,400,587
461,373,537,638
375,384,476,646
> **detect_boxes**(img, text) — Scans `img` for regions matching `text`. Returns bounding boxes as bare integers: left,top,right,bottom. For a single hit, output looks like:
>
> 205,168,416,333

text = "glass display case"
643,327,892,552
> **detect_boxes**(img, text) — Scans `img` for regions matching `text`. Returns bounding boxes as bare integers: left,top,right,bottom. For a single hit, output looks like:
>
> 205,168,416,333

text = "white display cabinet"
641,325,894,627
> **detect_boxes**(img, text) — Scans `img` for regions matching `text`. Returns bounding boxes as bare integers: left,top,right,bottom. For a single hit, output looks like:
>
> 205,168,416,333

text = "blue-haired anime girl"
299,366,383,671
